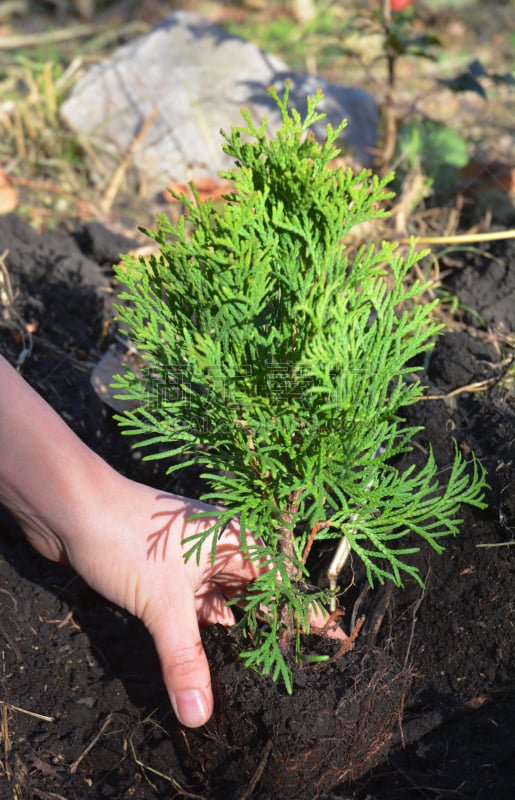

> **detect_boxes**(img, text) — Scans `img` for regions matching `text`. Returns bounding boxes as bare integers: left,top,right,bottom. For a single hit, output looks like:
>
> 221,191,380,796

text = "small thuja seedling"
113,85,487,690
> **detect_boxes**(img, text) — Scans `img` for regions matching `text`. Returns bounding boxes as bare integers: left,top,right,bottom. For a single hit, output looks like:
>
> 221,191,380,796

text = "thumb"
148,605,214,728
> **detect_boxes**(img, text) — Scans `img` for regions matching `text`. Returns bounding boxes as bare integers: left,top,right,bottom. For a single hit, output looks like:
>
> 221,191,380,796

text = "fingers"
309,605,347,640
195,588,236,627
204,526,268,590
148,603,213,728
210,527,346,641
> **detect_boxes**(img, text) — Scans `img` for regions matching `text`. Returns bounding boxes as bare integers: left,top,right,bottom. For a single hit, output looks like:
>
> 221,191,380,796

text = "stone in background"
61,10,379,196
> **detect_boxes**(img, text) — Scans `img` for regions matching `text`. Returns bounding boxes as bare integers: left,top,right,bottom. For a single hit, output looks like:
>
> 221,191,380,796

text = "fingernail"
173,690,210,727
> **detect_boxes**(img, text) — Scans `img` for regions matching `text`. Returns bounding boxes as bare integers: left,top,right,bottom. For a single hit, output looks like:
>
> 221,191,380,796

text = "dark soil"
0,213,514,799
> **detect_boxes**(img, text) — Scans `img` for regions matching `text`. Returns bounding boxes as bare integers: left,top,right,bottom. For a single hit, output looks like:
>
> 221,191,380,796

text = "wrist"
0,355,116,553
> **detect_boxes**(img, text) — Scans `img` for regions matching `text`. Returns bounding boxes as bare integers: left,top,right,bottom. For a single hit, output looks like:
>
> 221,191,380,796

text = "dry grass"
0,54,96,224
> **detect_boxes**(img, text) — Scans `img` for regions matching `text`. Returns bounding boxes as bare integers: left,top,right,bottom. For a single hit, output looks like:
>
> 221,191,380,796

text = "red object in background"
390,0,414,10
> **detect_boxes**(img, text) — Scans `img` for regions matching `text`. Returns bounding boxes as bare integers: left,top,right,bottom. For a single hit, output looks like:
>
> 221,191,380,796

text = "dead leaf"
457,159,515,222
164,175,234,204
0,167,18,214
459,159,515,196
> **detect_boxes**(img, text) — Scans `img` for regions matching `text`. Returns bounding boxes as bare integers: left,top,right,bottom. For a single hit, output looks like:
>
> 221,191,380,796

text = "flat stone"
61,11,379,195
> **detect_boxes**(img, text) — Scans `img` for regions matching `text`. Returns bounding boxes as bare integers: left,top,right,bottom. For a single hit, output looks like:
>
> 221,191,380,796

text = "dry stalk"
69,712,112,774
1,702,11,780
100,107,159,213
0,21,147,49
239,739,273,800
330,614,365,660
127,724,205,798
477,540,515,548
0,249,34,365
403,568,430,671
403,228,515,246
1,701,54,723
29,789,69,800
423,368,512,402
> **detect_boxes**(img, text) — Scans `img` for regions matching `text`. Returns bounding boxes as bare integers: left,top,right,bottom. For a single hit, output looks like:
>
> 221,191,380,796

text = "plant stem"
279,488,303,580
278,488,303,650
380,0,398,175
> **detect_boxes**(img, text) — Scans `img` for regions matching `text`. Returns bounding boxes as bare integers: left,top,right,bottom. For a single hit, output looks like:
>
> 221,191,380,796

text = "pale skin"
0,355,342,728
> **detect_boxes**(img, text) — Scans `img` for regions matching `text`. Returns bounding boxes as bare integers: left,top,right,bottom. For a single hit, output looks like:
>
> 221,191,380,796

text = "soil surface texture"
0,213,514,799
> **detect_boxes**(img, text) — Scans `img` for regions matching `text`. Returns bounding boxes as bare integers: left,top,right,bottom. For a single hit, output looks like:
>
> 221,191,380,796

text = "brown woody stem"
277,488,303,650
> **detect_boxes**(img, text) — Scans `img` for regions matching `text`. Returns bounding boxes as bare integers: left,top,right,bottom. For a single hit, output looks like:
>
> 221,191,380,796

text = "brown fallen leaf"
0,167,18,214
163,175,234,204
459,159,515,196
457,158,515,223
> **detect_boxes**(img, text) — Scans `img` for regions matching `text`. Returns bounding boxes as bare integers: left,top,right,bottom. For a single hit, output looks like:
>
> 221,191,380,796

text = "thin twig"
0,24,100,48
364,581,394,646
128,730,206,797
239,739,273,800
403,568,430,671
1,702,11,781
320,607,343,634
301,519,334,565
1,701,54,723
0,21,147,49
379,0,396,175
402,228,515,246
100,107,159,213
69,713,112,774
477,540,515,548
327,446,384,611
330,614,365,661
423,377,500,401
29,790,69,800
351,583,370,632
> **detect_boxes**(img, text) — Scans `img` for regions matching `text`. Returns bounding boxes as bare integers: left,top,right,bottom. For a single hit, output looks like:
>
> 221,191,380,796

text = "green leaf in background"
397,118,469,190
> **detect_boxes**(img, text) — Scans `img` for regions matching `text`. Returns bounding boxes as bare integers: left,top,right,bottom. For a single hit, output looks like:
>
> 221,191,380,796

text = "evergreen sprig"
113,85,487,690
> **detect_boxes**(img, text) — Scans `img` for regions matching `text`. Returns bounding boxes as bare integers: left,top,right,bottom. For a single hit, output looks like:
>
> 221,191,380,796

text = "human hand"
21,475,264,728
23,476,344,728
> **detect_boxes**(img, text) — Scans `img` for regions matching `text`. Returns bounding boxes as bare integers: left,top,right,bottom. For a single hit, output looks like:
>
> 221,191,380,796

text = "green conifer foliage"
114,86,487,690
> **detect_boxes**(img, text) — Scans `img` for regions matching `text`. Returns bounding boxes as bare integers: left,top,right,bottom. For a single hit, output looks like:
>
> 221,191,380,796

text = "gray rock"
61,11,378,195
